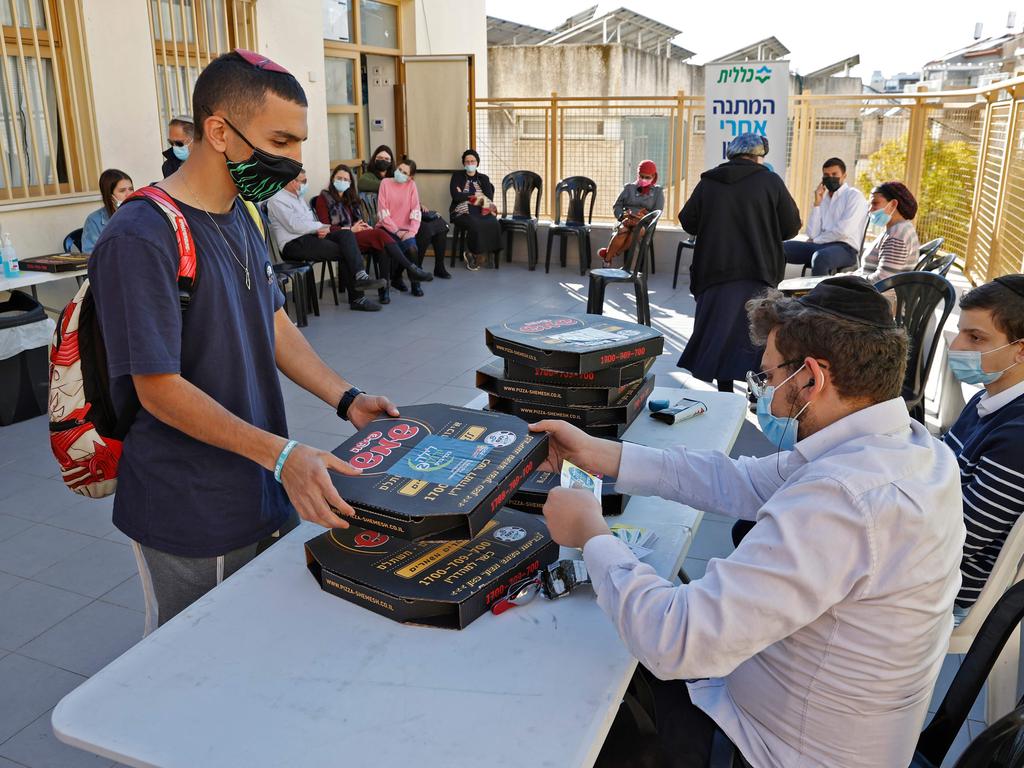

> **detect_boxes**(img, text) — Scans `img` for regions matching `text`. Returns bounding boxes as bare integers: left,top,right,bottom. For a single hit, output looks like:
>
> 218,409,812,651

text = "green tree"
858,134,977,255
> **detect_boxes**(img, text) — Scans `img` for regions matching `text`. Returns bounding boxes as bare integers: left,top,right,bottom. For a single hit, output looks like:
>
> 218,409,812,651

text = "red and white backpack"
47,186,198,497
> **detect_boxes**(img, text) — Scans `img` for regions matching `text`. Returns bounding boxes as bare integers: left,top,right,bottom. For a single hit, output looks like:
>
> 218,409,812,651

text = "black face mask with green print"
221,116,303,203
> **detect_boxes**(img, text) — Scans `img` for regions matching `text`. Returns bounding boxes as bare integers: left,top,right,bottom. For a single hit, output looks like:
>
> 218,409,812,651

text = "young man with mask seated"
532,275,964,768
944,274,1024,621
783,157,868,276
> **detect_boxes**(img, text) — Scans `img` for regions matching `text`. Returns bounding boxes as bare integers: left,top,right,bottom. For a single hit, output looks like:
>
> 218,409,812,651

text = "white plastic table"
53,386,747,768
0,266,87,295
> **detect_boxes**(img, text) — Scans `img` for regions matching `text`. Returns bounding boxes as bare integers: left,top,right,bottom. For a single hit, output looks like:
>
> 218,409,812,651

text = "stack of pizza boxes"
478,314,664,519
304,403,559,629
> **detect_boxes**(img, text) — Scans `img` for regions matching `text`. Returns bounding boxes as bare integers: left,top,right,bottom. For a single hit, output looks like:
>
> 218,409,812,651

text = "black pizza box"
504,355,655,388
487,374,655,427
305,508,559,629
330,404,548,541
508,469,629,517
477,359,642,407
485,314,664,373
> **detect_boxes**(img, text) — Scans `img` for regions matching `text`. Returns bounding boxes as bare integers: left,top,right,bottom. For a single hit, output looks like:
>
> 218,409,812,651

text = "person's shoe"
409,265,434,282
463,252,480,271
354,270,386,290
391,278,409,292
411,283,424,297
433,263,452,279
350,296,381,312
378,287,390,305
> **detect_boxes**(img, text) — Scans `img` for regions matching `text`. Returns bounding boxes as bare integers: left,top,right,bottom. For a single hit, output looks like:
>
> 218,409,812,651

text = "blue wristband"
274,440,299,483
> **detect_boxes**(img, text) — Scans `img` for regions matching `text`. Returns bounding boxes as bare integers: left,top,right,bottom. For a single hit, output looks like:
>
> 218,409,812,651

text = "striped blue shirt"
944,382,1024,609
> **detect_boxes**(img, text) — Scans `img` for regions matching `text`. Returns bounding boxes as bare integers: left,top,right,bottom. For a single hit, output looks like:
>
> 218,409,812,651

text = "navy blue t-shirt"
88,192,292,557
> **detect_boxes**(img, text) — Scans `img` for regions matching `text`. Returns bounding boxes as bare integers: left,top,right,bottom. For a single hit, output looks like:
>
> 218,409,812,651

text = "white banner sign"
704,60,790,181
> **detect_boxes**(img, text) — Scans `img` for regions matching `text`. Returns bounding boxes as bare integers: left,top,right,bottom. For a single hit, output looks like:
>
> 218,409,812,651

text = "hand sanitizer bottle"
2,233,18,278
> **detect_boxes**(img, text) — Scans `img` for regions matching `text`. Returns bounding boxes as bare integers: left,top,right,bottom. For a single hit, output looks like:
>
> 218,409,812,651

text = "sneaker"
349,296,381,312
354,271,386,290
463,252,480,271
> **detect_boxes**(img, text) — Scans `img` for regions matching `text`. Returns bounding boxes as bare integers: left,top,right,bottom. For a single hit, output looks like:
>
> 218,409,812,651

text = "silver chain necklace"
181,173,251,290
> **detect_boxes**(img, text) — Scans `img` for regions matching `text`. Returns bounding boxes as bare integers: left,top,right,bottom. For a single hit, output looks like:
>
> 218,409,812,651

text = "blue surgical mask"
297,182,308,197
948,341,1023,385
868,208,891,228
393,170,409,184
333,179,350,193
172,144,190,161
465,164,478,174
755,365,810,451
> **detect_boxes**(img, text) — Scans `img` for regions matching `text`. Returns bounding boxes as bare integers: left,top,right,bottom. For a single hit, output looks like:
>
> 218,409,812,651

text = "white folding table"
53,386,747,768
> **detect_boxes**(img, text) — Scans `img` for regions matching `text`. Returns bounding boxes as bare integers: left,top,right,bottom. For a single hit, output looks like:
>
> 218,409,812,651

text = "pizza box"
486,374,655,427
476,359,642,407
503,355,654,388
305,508,559,629
19,253,89,273
485,314,663,373
329,404,548,541
508,469,629,517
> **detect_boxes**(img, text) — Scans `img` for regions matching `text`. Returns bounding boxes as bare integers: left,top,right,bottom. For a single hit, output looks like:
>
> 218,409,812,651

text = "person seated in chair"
357,144,394,194
376,158,433,297
783,157,867,276
855,181,920,284
314,163,432,305
944,275,1024,624
83,169,134,253
416,204,451,279
599,160,665,267
449,149,502,271
268,169,385,312
533,275,964,768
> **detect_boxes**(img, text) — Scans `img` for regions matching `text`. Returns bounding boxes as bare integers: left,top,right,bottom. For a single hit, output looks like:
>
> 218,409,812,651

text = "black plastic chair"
586,210,661,326
545,175,596,275
498,170,542,270
63,228,83,254
259,202,319,326
946,705,1024,767
673,236,696,289
912,581,1024,767
915,238,954,276
873,271,956,424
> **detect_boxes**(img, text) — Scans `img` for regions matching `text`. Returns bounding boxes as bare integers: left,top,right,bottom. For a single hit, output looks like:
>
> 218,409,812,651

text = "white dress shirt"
583,398,964,768
977,378,1024,417
805,183,868,251
267,188,321,252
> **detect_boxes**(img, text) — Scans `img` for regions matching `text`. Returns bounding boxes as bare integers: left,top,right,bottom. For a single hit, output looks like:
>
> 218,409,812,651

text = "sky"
485,0,1024,80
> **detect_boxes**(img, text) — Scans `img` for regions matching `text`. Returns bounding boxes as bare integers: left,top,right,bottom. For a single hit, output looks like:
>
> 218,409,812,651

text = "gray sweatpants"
131,510,300,633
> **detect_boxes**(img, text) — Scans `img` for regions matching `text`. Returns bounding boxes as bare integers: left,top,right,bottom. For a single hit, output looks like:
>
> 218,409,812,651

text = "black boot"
434,263,452,279
378,287,391,305
391,278,409,292
411,282,424,297
408,265,434,282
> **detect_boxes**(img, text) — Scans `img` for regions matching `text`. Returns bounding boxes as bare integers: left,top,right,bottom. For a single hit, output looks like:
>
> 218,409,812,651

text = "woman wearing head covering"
599,160,665,267
677,133,802,392
856,181,920,283
449,149,502,270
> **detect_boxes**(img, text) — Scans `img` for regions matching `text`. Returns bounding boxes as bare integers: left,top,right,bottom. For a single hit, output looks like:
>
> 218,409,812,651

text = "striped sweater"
859,220,920,283
943,387,1024,609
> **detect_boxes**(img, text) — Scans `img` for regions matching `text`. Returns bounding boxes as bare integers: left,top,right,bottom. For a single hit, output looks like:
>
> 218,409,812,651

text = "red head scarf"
636,159,658,189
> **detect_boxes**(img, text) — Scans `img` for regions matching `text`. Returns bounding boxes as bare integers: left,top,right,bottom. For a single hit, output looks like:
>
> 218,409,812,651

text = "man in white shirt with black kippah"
784,157,869,276
532,275,964,768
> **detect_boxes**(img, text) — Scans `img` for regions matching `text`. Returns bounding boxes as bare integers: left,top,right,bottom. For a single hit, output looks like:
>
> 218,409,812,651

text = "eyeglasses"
745,359,802,399
168,139,191,148
233,48,290,75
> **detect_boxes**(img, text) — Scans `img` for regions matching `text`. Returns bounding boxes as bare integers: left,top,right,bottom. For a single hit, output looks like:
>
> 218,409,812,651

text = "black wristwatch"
337,387,363,421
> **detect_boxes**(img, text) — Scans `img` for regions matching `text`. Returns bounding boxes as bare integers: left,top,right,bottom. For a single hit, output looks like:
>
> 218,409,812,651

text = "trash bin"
0,290,55,426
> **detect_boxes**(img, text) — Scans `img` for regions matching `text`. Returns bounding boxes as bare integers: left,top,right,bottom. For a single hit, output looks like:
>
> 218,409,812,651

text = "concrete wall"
409,0,488,98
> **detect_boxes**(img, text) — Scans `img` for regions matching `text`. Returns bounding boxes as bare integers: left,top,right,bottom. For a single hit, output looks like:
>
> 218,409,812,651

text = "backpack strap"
124,185,198,310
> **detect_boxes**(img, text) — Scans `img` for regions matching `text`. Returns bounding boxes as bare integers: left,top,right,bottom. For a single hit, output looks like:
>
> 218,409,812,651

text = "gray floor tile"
0,571,23,595
102,529,131,546
41,499,116,540
0,581,90,651
0,525,96,579
32,540,138,599
0,654,85,743
687,519,736,562
0,709,113,768
97,575,144,614
0,754,27,767
18,601,144,677
0,478,81,523
0,515,33,544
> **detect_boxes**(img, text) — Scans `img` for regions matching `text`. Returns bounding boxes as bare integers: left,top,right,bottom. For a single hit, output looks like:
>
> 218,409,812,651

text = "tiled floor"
0,255,983,766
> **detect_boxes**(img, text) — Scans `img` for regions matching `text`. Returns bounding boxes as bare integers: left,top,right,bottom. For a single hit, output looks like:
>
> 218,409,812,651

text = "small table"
53,386,747,768
0,265,87,312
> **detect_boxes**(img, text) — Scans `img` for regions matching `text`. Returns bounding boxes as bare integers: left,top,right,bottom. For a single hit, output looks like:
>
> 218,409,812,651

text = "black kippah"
994,274,1024,299
797,275,897,329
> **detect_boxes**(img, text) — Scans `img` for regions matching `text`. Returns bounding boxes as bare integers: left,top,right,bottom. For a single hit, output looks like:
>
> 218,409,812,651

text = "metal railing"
473,77,1024,283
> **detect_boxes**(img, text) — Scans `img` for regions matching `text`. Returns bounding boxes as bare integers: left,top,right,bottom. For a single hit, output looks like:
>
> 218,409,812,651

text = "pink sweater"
377,178,421,238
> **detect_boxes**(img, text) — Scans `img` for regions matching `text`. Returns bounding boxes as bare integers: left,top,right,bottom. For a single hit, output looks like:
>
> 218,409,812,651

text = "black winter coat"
449,170,495,216
679,159,801,296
